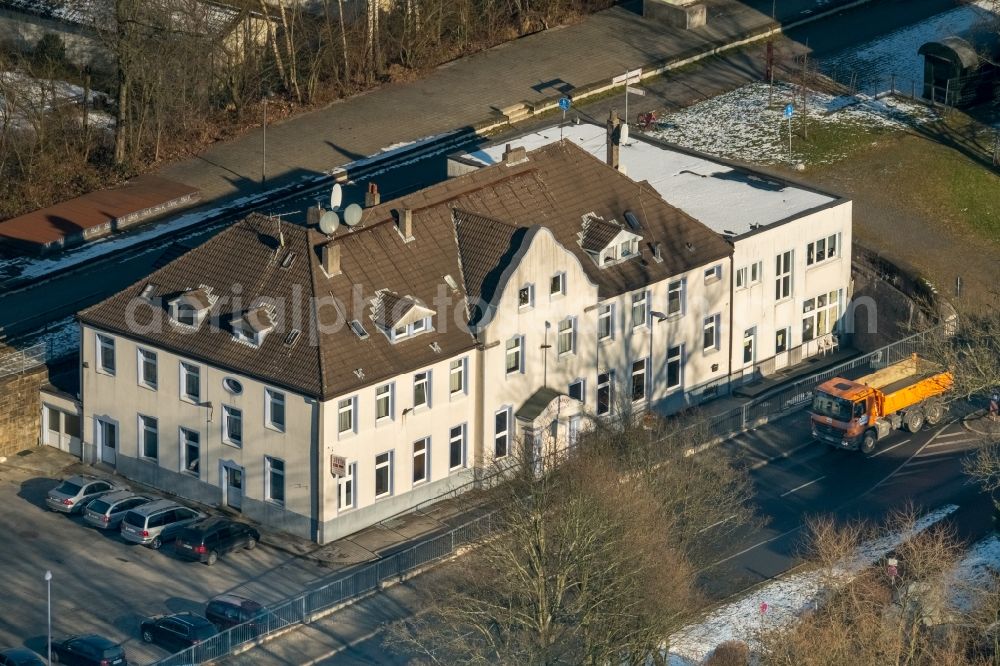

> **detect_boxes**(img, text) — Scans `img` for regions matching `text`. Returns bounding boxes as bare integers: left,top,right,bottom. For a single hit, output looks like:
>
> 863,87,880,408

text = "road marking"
780,475,827,498
698,514,737,534
933,431,968,439
698,525,803,572
869,439,911,458
867,426,952,494
904,456,961,467
924,438,977,449
916,448,973,459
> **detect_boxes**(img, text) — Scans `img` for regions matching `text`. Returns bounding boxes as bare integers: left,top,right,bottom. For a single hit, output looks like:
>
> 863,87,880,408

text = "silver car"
45,475,126,514
120,499,206,549
84,491,154,529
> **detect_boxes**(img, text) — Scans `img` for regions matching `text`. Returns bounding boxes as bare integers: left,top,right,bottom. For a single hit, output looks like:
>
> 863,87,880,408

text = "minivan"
205,594,268,633
120,499,205,549
84,491,153,530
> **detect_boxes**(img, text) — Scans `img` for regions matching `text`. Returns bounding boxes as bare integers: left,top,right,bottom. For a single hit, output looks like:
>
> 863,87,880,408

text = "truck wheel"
925,402,945,426
904,410,925,433
860,430,877,454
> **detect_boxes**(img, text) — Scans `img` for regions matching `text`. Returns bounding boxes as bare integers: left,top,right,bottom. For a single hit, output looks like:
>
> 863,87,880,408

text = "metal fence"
150,329,940,665
0,341,47,379
151,511,496,666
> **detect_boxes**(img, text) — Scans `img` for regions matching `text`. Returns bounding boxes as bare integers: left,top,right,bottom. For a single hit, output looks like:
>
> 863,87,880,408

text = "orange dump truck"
810,354,953,453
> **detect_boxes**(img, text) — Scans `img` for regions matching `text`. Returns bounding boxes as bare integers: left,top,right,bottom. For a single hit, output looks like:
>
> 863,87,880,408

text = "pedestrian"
990,391,999,422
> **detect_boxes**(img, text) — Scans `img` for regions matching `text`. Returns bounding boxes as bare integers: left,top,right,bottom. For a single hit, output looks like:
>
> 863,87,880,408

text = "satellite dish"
343,203,363,227
319,210,340,235
330,183,343,210
307,205,322,227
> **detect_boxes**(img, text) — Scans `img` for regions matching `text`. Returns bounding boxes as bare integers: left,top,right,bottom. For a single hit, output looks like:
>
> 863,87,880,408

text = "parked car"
205,594,269,633
120,499,205,550
84,492,153,530
46,476,125,515
50,635,126,666
174,517,260,565
139,612,216,652
0,648,45,666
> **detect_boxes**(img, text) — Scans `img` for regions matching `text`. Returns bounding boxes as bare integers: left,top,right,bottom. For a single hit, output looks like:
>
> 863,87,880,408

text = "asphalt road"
0,0,959,342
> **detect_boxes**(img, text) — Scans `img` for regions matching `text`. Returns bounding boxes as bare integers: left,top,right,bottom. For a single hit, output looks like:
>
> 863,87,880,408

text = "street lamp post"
45,570,52,666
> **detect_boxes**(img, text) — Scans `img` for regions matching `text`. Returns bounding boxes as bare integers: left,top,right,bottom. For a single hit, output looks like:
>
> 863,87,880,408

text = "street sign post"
559,97,571,141
783,103,794,163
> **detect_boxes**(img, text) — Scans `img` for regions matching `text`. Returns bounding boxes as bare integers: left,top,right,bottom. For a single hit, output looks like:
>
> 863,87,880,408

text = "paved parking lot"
0,461,340,664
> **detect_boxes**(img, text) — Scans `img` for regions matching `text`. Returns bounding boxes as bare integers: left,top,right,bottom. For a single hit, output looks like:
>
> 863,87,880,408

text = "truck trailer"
810,354,953,453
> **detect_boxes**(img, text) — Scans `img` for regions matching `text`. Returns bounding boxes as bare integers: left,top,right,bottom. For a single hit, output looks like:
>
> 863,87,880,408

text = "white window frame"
517,284,534,309
735,266,748,289
549,272,565,297
449,423,467,471
375,383,394,422
597,304,614,341
704,264,722,283
631,358,647,402
750,260,763,285
775,327,790,354
775,250,793,301
413,371,431,409
667,279,685,317
179,427,200,476
179,362,200,403
449,357,467,397
265,388,286,432
703,314,720,353
568,378,585,403
338,462,356,510
374,451,393,499
412,438,428,485
96,333,116,375
222,405,243,448
666,345,683,391
265,456,285,505
137,348,158,390
494,408,510,459
138,414,158,461
807,233,840,266
597,371,614,416
337,396,356,436
505,336,523,375
631,290,649,329
557,317,575,356
802,290,842,342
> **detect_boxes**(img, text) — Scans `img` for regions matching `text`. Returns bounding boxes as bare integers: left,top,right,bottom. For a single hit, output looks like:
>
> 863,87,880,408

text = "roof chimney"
502,143,528,165
321,241,341,276
396,208,414,243
606,109,621,170
365,182,381,207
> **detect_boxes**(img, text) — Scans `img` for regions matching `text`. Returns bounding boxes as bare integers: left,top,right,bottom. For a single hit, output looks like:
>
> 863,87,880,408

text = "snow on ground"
0,71,113,130
666,504,960,665
820,0,999,95
950,532,1000,613
649,81,932,166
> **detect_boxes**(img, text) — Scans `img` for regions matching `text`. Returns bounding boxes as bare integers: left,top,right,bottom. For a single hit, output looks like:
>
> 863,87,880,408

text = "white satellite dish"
319,210,340,235
330,183,343,210
343,203,363,227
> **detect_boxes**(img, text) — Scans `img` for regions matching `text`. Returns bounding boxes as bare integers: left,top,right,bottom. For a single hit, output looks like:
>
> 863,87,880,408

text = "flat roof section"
0,175,201,249
459,124,837,237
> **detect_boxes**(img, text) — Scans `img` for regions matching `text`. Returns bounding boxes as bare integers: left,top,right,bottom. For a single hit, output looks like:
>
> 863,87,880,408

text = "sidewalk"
155,0,863,205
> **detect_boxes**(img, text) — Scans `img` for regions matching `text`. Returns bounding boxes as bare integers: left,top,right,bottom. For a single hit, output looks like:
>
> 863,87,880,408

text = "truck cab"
811,380,877,450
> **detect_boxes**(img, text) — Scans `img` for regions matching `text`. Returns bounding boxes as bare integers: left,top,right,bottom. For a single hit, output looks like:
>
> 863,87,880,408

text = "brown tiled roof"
580,218,625,252
0,175,199,246
372,291,417,329
79,140,730,400
177,287,214,311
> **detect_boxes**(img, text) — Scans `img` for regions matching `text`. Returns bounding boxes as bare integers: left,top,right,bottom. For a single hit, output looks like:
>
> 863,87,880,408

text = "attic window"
390,316,432,342
140,284,156,300
232,303,277,348
284,329,301,347
168,286,216,329
176,304,197,326
280,251,297,270
349,320,369,340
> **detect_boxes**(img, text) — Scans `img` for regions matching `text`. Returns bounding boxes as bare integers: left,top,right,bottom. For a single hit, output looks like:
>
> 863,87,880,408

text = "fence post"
301,595,308,624
451,529,456,553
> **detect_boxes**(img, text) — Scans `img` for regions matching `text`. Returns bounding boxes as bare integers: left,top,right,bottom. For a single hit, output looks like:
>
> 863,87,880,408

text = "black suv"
140,613,217,652
51,635,126,666
174,517,260,565
205,594,268,633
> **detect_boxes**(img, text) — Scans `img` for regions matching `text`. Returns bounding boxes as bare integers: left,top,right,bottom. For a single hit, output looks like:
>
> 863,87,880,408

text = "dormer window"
578,217,642,268
231,303,277,348
168,286,216,330
372,289,435,343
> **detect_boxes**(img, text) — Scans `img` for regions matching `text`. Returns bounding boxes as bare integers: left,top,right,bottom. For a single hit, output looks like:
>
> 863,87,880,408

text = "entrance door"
45,407,61,448
225,465,243,510
98,419,117,465
742,328,756,368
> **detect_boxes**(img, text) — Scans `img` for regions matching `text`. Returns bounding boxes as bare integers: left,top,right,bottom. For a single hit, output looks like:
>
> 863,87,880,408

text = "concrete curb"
963,409,1000,439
